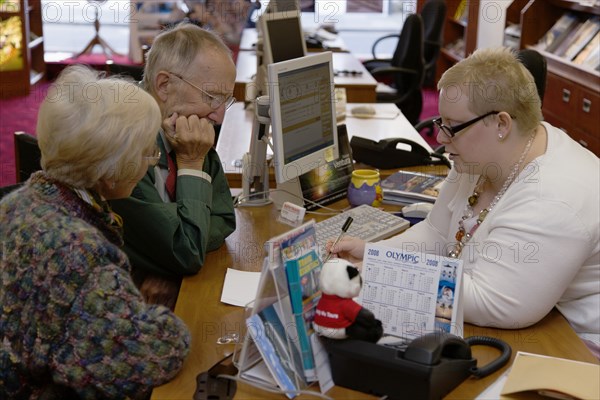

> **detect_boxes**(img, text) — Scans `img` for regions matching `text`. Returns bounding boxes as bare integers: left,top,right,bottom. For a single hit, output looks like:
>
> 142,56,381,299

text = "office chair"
422,48,548,153
517,48,547,104
0,183,23,199
14,131,42,183
421,0,447,87
363,13,425,126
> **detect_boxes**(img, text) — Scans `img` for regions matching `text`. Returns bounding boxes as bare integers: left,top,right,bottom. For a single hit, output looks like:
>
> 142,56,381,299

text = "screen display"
268,52,338,184
277,61,335,164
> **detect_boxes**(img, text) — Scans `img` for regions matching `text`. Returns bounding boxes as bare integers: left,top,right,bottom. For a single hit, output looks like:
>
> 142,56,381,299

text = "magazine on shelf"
551,21,585,57
280,222,322,382
380,170,445,205
573,31,600,68
358,242,464,341
561,17,600,60
537,13,580,53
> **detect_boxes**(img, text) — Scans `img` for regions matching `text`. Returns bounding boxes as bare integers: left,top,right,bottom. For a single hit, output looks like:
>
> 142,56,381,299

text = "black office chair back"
0,183,23,199
14,131,42,183
421,0,447,86
517,48,547,104
391,13,425,125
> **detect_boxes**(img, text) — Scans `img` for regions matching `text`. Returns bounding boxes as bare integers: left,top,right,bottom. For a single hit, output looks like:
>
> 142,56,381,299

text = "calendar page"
358,242,464,341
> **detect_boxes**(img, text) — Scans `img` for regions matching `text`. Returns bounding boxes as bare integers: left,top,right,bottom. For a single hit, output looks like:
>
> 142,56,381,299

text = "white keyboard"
315,205,410,256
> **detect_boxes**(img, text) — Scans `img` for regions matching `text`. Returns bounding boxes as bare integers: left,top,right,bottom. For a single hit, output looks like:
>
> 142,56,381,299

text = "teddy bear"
313,258,383,343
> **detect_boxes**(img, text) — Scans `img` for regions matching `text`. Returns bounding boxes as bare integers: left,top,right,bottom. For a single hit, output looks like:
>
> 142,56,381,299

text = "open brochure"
358,242,464,341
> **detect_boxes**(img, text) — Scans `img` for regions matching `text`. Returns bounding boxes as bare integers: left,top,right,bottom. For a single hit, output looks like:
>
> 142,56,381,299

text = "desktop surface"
216,102,439,189
234,51,377,103
151,200,598,400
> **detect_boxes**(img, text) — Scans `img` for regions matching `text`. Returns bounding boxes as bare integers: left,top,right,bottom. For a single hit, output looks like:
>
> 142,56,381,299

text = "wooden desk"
234,51,377,103
151,202,597,400
216,102,439,188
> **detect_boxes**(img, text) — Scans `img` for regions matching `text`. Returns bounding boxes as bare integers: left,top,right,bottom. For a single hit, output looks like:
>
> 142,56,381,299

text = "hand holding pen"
324,216,353,264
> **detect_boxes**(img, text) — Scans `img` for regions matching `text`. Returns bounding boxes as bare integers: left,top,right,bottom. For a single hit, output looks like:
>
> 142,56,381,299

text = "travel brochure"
380,170,445,205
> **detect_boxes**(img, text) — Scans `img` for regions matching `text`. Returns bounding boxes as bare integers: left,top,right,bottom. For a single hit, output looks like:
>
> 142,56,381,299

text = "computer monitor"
240,52,338,208
258,9,307,66
265,0,300,13
251,9,307,100
268,52,339,185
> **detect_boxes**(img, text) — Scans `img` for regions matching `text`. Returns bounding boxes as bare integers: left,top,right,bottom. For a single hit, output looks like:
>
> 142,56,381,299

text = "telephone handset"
323,331,512,400
404,332,511,377
350,136,451,169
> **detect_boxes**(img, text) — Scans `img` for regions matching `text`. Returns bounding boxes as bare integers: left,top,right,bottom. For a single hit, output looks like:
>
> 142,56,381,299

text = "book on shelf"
561,17,600,60
550,21,584,57
574,31,600,69
280,222,322,383
537,12,580,53
453,0,467,22
358,242,464,340
380,170,445,206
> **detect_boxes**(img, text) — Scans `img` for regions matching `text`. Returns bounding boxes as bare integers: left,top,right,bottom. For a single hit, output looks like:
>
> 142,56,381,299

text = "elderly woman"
0,65,190,398
328,47,599,356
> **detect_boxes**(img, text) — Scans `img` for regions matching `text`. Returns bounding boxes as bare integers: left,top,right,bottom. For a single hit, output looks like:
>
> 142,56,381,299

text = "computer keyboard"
315,204,410,256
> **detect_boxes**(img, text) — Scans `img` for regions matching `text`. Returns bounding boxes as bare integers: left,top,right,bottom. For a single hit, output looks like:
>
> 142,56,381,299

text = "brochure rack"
233,232,314,397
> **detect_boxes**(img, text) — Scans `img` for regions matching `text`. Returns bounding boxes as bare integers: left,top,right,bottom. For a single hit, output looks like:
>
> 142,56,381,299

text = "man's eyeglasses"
144,147,161,167
433,111,499,139
169,72,236,110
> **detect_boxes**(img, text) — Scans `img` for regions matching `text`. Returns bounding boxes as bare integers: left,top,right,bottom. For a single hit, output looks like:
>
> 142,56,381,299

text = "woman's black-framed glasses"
169,72,236,110
433,111,499,139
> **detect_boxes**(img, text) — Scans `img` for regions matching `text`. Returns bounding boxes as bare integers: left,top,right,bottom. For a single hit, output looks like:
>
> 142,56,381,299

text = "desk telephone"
323,331,511,400
350,136,451,169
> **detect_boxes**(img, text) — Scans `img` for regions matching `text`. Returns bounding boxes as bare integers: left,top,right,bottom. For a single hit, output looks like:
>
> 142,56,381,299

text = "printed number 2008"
426,259,438,267
368,249,379,256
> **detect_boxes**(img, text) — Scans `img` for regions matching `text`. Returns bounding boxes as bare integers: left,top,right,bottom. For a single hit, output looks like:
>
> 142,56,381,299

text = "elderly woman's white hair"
37,65,161,188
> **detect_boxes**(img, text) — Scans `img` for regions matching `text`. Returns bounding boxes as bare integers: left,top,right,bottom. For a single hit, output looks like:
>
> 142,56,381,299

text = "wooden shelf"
0,0,45,98
510,0,599,156
434,0,480,81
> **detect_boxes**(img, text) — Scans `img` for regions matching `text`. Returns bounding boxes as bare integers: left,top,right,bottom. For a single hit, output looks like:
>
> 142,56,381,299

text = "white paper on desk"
220,268,261,307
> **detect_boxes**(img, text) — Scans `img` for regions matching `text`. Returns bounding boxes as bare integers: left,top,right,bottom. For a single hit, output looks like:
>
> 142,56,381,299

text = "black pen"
324,216,353,263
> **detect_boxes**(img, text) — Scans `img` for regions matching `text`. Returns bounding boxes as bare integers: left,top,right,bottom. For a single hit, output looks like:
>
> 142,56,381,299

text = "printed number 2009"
368,249,379,256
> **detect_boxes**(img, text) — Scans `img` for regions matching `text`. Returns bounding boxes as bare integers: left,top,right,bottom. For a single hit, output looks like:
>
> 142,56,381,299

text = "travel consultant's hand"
326,236,366,265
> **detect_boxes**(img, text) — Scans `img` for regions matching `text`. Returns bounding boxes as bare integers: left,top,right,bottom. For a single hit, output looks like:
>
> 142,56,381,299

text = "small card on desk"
500,351,600,399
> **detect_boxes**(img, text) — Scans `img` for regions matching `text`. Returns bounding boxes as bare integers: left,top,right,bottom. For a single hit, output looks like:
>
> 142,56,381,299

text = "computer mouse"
402,202,434,218
351,105,377,118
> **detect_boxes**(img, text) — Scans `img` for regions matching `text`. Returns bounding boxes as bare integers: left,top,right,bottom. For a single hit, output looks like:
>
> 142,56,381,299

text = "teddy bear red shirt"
314,293,362,329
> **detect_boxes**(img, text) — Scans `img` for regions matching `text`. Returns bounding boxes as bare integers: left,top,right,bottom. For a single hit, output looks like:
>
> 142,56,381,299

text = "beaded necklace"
448,130,537,258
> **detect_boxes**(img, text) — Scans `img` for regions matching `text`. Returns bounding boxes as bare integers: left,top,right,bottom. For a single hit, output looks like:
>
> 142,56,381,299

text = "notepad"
500,351,600,399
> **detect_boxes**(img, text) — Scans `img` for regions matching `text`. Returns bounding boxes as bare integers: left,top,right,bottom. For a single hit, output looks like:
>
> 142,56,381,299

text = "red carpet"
0,81,439,188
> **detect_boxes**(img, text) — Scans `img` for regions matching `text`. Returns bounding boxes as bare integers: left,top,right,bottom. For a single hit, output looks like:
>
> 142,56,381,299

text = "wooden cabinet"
435,0,480,82
0,0,45,98
508,0,600,156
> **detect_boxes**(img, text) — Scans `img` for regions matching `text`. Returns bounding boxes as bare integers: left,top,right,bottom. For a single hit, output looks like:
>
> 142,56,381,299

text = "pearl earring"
111,182,116,189
498,134,504,140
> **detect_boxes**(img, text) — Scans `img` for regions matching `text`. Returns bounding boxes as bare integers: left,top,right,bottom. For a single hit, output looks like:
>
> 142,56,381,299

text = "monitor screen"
268,52,339,184
258,10,306,66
